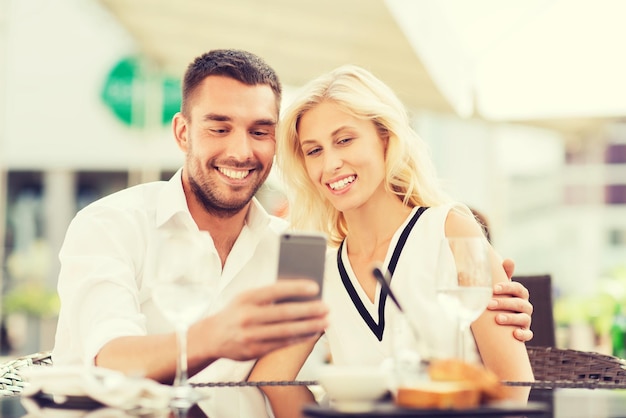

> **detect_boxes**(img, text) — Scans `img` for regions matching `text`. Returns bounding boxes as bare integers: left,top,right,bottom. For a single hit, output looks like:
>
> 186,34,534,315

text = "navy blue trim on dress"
337,206,429,341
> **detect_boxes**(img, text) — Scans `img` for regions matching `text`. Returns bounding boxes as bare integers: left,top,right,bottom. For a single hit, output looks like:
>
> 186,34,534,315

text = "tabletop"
4,387,626,417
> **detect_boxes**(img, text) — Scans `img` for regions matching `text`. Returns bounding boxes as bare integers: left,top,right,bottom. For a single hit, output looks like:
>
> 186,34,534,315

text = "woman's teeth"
329,175,356,190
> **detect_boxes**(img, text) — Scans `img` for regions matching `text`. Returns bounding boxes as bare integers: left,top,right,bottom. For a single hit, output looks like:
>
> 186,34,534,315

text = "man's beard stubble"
188,164,269,219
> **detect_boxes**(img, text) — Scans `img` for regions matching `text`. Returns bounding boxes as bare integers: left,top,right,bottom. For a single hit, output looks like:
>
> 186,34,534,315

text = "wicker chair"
514,346,626,389
0,351,52,396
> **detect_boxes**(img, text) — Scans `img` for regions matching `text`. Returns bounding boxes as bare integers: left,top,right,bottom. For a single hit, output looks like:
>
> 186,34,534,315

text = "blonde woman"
249,65,534,415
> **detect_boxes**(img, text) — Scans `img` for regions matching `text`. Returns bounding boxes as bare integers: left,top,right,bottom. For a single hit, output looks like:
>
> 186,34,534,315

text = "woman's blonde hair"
277,65,452,247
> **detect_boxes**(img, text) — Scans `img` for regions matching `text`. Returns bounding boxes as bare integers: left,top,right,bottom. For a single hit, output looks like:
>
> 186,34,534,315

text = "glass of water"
151,229,213,409
436,236,492,361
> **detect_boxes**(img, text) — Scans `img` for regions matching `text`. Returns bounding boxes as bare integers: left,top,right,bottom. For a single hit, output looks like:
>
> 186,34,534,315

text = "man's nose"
226,130,254,160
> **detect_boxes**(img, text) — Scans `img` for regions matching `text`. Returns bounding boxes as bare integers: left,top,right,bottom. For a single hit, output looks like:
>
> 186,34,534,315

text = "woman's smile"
327,175,357,192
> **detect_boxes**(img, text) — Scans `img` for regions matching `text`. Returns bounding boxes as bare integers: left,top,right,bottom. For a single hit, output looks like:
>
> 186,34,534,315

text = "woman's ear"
172,112,189,151
375,122,390,152
381,132,390,157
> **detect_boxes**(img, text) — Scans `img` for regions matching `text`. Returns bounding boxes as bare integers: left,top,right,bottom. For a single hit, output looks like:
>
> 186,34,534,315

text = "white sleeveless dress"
322,204,481,367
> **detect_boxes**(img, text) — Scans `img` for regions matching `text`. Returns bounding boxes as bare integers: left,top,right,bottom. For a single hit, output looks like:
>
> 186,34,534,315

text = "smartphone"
277,231,327,302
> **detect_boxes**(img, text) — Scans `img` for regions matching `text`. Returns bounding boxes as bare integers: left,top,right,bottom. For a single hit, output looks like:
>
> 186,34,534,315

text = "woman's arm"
248,338,319,418
445,209,534,402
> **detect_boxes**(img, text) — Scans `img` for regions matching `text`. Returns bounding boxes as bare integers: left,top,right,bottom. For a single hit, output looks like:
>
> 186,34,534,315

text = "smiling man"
52,50,329,385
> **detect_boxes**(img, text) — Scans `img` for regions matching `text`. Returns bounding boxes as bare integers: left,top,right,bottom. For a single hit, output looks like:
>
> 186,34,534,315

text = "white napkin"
20,396,145,418
20,365,173,412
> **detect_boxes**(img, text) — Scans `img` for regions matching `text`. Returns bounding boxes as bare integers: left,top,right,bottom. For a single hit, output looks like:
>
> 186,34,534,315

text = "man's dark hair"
181,49,282,117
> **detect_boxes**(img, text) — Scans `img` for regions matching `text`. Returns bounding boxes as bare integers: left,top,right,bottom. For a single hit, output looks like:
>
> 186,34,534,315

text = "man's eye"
251,130,269,137
210,128,228,134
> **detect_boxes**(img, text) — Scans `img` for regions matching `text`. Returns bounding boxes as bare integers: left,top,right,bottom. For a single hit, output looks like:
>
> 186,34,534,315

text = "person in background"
250,65,533,415
53,49,531,393
471,207,491,243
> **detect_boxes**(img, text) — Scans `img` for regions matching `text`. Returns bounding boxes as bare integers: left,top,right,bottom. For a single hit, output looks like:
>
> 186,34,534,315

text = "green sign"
100,56,181,128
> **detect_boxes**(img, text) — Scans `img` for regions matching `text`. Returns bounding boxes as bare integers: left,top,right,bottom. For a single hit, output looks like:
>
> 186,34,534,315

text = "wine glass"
151,230,214,409
436,236,492,361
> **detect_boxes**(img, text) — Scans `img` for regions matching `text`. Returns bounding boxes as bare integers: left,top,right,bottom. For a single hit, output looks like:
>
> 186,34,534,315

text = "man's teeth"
329,176,356,190
219,168,250,179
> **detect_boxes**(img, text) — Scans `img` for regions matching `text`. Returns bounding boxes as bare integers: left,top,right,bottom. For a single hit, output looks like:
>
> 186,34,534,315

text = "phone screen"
277,232,327,301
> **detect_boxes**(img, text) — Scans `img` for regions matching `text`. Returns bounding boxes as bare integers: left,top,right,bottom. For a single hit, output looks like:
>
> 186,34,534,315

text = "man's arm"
489,258,534,343
96,279,328,383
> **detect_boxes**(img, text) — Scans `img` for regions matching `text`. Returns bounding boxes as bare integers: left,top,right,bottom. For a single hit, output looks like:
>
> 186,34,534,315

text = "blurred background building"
1,0,625,356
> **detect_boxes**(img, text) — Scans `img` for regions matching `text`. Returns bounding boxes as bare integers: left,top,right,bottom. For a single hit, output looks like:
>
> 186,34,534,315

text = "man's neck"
191,201,251,268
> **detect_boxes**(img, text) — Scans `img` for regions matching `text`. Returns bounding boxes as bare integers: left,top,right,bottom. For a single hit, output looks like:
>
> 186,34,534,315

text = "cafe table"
4,386,626,417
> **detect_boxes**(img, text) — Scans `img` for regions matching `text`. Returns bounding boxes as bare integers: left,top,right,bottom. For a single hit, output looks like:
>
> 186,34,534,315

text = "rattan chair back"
0,351,52,396
523,346,626,389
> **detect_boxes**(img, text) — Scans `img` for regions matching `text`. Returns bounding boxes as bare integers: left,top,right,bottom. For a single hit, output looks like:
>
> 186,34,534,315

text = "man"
52,49,533,385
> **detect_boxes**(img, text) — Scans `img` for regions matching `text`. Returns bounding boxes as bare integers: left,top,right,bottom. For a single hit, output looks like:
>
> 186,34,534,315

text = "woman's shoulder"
417,202,463,223
422,201,471,214
407,203,474,239
436,203,484,237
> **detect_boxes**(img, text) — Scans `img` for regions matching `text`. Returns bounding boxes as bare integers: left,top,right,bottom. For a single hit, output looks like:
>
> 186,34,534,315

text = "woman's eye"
305,147,322,157
337,137,354,145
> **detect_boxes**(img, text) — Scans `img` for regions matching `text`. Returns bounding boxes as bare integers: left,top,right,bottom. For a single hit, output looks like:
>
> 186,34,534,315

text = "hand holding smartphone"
277,232,327,302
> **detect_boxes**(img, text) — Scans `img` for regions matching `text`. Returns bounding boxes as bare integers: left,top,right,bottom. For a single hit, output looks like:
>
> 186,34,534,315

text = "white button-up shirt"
52,168,288,382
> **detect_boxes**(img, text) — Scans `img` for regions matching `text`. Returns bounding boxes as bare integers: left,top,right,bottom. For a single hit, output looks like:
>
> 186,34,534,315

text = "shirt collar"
156,167,272,233
245,195,271,233
156,168,191,229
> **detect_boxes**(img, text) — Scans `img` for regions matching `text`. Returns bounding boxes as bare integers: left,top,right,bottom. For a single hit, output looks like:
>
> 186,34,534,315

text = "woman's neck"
344,195,412,262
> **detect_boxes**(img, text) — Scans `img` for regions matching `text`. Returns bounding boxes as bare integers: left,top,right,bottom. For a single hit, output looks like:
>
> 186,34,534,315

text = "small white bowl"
317,365,390,412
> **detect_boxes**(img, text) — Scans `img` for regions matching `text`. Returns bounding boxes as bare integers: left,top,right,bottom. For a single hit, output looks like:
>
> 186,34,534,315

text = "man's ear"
172,112,189,151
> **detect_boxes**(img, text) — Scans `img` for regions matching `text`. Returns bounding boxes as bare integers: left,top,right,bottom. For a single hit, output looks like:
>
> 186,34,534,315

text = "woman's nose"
323,149,343,173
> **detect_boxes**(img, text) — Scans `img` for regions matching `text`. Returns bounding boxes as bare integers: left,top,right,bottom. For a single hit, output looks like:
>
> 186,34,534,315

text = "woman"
249,65,534,413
